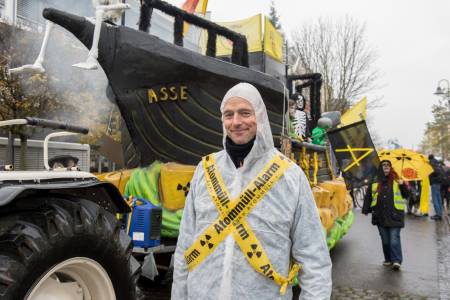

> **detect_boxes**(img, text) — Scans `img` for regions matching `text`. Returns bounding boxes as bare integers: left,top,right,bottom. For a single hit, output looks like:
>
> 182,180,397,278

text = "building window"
17,0,40,22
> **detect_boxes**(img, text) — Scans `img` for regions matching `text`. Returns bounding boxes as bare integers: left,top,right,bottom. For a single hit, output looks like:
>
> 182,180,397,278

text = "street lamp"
434,79,450,105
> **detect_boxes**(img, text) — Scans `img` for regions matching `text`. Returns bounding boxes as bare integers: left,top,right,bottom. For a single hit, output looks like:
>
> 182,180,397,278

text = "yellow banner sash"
184,153,300,295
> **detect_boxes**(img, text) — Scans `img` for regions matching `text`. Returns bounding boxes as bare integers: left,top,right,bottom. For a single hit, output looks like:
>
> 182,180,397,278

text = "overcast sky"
167,0,450,150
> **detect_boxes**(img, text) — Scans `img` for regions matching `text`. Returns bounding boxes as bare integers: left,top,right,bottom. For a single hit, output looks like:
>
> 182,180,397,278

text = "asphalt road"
331,209,440,298
137,208,447,299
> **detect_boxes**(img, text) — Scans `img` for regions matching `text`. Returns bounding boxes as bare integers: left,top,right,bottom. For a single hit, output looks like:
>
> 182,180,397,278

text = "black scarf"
225,136,255,168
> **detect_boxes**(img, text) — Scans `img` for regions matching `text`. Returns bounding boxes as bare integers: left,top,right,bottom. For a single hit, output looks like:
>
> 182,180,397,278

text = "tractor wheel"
0,197,139,300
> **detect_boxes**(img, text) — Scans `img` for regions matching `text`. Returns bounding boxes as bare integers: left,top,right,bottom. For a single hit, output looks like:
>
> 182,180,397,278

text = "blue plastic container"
128,197,162,248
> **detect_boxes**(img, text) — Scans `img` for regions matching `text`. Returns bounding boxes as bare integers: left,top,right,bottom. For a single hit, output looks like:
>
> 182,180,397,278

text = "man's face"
222,97,257,145
289,101,296,116
52,162,64,169
67,159,76,168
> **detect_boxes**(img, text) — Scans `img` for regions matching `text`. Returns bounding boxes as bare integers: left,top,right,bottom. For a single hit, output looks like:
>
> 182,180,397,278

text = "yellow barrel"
159,163,195,211
96,169,136,195
312,186,331,208
319,180,349,218
319,208,335,233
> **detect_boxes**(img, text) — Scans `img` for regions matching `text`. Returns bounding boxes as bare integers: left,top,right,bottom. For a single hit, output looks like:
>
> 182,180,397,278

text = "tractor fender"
0,180,130,213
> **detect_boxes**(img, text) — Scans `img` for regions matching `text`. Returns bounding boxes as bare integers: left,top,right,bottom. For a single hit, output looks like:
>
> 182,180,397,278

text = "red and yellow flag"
181,0,208,35
181,0,208,14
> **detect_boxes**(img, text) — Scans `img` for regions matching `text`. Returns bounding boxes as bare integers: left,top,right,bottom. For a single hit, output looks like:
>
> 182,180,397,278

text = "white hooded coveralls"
172,83,332,300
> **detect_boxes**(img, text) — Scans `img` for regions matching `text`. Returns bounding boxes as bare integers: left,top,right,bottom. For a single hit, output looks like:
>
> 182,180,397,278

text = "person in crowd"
49,155,79,169
406,180,422,216
311,117,332,146
172,82,332,299
362,160,409,271
428,154,444,220
438,161,450,213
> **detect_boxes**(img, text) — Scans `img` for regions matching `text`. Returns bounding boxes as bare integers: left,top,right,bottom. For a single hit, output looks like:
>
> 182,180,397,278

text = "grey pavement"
137,208,449,299
331,207,449,299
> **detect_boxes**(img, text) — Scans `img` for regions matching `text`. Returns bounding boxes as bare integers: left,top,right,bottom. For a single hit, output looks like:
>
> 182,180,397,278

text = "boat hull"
43,9,286,165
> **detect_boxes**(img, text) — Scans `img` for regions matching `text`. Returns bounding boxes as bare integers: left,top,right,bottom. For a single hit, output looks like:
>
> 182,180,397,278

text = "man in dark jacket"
428,154,444,220
363,160,409,271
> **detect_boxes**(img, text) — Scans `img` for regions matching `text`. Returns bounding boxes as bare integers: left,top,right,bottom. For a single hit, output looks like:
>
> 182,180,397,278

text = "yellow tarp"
201,14,262,56
340,97,367,127
263,16,284,62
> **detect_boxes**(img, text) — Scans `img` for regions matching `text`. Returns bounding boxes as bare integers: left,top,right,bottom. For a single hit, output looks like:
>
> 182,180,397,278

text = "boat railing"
287,138,335,184
139,0,249,67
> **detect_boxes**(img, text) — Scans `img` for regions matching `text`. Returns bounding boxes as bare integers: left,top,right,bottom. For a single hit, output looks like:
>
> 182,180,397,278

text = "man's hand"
397,178,404,185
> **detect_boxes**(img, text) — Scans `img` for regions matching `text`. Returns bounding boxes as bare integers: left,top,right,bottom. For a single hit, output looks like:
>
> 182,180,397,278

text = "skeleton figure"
8,0,130,75
93,0,124,23
73,0,130,70
290,93,309,139
8,21,53,75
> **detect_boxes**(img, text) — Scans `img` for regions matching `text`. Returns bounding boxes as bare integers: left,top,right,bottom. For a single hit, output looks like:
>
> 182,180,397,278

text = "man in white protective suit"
172,82,332,300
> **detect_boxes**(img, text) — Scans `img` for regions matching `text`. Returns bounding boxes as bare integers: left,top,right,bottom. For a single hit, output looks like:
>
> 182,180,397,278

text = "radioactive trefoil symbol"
247,244,262,259
177,182,191,196
200,234,214,249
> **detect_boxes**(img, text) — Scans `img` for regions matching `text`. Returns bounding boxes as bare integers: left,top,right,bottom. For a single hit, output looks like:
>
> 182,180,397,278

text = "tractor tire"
0,197,139,300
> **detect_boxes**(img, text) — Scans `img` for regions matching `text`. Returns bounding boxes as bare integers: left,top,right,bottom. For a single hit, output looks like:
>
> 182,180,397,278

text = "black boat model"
42,0,292,167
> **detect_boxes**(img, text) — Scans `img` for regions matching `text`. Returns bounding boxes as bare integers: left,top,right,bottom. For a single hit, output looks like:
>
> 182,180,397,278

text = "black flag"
327,120,379,188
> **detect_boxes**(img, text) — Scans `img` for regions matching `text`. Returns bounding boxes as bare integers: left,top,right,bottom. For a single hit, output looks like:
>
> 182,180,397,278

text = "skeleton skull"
92,0,122,22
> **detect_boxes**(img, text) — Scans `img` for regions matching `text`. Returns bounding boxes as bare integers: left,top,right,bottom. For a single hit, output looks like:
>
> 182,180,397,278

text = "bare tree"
268,1,282,30
419,100,449,160
290,16,380,112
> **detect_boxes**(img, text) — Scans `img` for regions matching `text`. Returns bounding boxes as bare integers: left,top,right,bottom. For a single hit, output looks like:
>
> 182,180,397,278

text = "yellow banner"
185,153,299,295
340,97,367,127
420,176,430,214
200,14,262,56
263,16,284,62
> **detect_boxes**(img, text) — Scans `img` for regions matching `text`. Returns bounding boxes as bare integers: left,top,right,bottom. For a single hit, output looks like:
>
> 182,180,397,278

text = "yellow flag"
195,0,208,14
419,176,430,214
263,16,283,62
340,97,367,127
200,14,263,56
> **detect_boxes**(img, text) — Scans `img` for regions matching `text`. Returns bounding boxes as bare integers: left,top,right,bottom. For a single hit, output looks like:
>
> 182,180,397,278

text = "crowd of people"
401,155,449,220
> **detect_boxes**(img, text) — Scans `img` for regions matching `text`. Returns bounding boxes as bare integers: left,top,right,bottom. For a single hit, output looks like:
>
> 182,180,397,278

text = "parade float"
72,0,355,276
3,0,355,289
